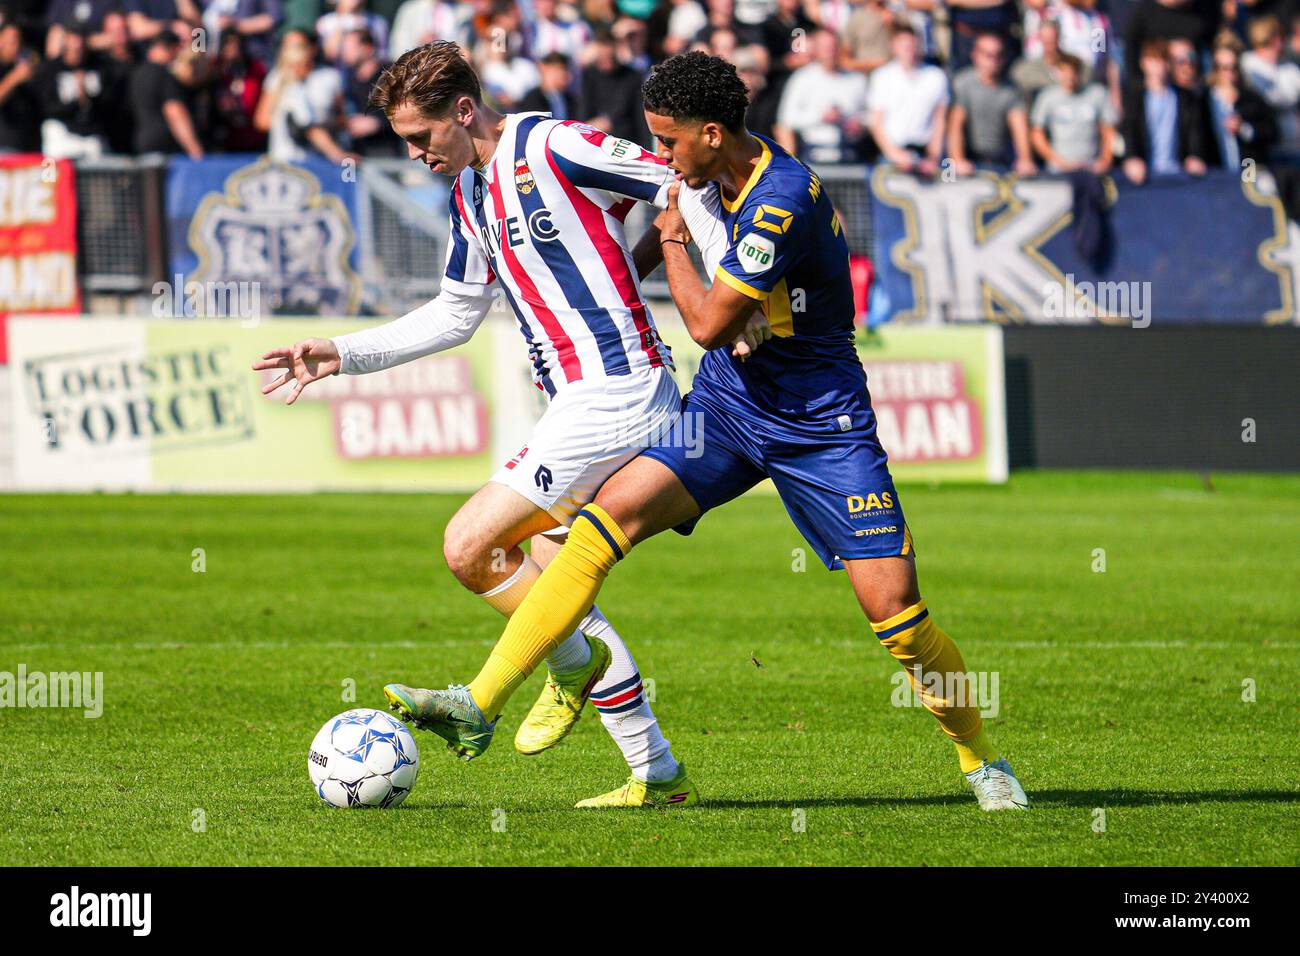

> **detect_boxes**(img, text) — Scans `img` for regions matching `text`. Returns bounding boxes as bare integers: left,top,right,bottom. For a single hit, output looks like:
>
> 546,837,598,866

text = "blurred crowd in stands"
1,0,1299,183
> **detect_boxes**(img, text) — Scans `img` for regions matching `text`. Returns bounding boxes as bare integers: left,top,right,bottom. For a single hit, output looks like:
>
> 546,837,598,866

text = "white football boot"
964,757,1030,810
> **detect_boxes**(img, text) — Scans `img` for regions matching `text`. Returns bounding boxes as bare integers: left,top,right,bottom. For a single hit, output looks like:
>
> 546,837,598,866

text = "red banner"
0,155,80,363
863,360,984,463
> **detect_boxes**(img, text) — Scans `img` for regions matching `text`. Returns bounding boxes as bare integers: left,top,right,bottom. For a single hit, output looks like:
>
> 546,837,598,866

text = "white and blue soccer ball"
309,708,419,808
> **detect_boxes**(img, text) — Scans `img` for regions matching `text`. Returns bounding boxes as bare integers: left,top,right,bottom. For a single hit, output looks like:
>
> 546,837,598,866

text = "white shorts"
491,365,681,528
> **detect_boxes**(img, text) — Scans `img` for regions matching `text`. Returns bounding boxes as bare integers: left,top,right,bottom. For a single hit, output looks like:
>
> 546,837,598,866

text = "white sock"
546,630,593,673
580,606,679,782
478,556,679,781
477,555,591,673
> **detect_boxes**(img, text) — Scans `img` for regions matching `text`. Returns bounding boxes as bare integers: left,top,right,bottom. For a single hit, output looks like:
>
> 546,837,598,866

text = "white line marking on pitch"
2,640,1296,651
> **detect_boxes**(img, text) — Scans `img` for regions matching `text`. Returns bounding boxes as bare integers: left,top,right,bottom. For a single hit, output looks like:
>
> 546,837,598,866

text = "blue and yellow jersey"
692,134,868,431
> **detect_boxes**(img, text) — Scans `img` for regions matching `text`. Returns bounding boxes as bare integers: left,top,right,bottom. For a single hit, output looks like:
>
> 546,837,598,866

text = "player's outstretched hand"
252,338,341,405
731,312,773,361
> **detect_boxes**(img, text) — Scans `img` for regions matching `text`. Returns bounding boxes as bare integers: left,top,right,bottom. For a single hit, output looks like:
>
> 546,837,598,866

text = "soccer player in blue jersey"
411,51,1029,810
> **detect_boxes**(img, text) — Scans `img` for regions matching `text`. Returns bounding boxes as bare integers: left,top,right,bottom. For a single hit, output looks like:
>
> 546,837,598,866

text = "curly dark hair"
641,51,749,133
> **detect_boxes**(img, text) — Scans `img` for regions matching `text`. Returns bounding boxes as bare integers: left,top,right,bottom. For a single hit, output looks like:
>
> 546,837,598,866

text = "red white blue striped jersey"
442,112,675,396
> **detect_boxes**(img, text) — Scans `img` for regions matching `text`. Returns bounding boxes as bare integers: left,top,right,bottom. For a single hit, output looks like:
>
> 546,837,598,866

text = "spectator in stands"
703,24,737,57
760,0,816,83
734,42,781,136
44,0,120,58
733,0,775,46
817,0,855,33
530,0,592,65
202,0,284,67
1122,0,1218,80
174,45,217,144
1061,0,1120,101
581,0,619,34
891,0,940,64
947,0,1020,70
1120,38,1210,183
775,28,868,163
254,27,354,163
693,0,738,49
1021,0,1053,59
1167,36,1199,89
124,0,202,50
1286,13,1300,69
1030,52,1116,172
1013,18,1092,106
203,0,240,49
1107,0,1141,57
579,25,649,143
518,50,578,115
1206,31,1277,169
99,10,136,65
660,0,708,57
36,25,120,157
212,30,268,151
948,31,1037,174
841,0,892,75
389,0,467,59
476,5,540,108
318,0,389,63
95,13,138,154
613,15,651,70
1024,0,1111,70
867,22,948,174
129,32,204,156
0,20,39,152
341,27,399,154
1241,14,1300,155
463,0,502,49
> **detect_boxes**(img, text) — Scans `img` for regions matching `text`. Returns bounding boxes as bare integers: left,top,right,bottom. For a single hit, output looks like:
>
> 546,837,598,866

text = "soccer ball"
309,708,420,808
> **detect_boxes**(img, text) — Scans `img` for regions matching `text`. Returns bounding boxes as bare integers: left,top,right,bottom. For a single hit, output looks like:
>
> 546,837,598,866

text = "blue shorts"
641,390,912,570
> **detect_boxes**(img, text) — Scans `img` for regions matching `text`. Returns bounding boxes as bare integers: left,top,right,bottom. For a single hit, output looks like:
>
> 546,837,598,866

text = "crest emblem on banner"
187,158,360,315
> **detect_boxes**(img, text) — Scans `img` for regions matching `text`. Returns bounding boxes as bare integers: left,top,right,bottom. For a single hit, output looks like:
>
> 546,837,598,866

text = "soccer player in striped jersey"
415,52,1030,810
253,42,732,805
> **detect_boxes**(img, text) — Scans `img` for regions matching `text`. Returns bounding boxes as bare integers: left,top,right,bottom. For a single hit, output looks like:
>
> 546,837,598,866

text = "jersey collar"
719,136,771,214
472,112,530,181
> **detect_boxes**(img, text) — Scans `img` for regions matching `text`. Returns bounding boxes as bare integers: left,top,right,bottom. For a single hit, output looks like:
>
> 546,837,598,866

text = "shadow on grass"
702,789,1300,810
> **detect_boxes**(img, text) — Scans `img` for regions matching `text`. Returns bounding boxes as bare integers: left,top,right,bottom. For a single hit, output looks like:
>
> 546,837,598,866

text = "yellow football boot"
514,635,611,755
575,764,699,808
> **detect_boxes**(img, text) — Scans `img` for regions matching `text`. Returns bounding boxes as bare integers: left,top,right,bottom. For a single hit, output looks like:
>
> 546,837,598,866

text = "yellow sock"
952,728,999,775
468,505,631,719
871,601,1000,774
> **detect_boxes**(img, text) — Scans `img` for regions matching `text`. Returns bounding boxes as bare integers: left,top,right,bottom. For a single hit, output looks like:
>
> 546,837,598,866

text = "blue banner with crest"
165,155,362,317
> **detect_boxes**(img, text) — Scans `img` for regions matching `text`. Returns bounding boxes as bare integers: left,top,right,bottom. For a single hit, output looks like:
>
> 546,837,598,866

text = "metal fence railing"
75,156,168,294
357,158,448,315
817,164,873,260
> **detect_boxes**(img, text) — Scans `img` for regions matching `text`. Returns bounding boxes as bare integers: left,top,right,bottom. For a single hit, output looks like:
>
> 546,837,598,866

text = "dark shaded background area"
1005,326,1300,470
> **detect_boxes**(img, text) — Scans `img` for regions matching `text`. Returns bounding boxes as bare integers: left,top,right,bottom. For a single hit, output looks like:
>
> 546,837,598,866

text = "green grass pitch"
1,471,1296,866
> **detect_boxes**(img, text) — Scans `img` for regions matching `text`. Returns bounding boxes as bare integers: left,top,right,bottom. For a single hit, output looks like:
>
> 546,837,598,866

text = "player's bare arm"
636,205,769,357
658,184,759,350
631,217,663,280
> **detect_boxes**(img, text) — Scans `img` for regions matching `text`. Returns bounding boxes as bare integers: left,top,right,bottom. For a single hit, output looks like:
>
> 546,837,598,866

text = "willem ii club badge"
514,158,536,194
